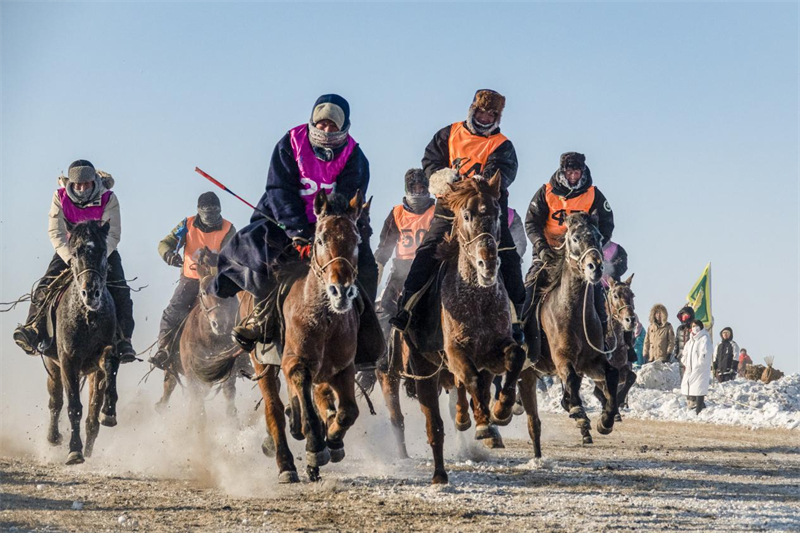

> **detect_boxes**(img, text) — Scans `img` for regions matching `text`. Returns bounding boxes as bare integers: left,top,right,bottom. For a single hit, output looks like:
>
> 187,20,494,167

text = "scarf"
555,170,588,192
65,177,103,206
404,194,434,213
307,121,350,162
465,107,500,136
196,208,223,232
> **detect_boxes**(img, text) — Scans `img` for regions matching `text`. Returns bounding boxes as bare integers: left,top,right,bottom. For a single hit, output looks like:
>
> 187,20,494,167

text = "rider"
390,89,526,345
148,192,236,370
374,168,435,339
508,207,528,261
524,152,615,358
212,94,382,370
13,160,137,361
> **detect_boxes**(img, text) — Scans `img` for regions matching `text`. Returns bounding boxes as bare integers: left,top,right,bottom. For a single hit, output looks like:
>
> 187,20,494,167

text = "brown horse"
196,190,366,483
405,172,527,484
523,212,620,446
155,249,244,418
593,275,638,421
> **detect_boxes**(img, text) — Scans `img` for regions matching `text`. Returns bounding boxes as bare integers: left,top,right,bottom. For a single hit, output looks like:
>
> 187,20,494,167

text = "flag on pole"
687,262,713,329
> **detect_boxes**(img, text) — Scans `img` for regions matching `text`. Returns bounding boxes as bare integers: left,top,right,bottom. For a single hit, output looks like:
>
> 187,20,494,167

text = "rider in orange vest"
149,192,236,370
524,152,615,355
374,169,435,339
390,89,527,348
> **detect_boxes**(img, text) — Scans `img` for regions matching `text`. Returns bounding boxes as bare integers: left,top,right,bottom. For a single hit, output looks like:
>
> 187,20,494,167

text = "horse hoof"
596,419,613,435
582,434,594,445
278,470,300,484
512,402,525,416
307,466,321,483
614,413,623,422
47,433,63,447
99,413,117,427
432,471,449,485
329,446,345,463
306,448,330,468
484,435,505,449
474,424,492,440
455,417,471,431
154,401,168,415
490,410,513,427
66,451,84,465
261,436,276,458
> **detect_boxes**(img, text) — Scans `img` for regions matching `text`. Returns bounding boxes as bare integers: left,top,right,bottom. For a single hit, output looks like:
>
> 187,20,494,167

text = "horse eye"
463,212,470,220
316,239,324,247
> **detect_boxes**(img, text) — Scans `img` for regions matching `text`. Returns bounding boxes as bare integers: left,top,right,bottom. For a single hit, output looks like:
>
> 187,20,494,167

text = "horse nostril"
93,290,101,299
329,285,340,298
346,285,357,300
211,321,219,330
477,260,485,269
81,290,88,298
587,263,595,271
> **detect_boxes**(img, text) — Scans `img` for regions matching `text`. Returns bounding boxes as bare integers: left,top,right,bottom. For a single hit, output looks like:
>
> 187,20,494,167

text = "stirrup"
13,326,39,356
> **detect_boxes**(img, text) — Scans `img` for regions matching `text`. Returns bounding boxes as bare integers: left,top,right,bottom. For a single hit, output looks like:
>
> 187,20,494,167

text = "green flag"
687,263,713,329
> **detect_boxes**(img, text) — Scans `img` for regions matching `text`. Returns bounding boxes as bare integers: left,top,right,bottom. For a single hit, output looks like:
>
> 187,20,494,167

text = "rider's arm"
591,188,615,246
48,190,72,263
508,210,527,260
374,210,399,266
101,192,121,256
157,218,188,262
421,126,451,178
220,223,237,249
524,185,551,259
333,145,370,201
483,139,518,189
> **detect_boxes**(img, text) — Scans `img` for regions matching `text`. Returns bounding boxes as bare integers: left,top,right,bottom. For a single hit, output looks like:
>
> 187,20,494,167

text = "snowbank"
539,369,800,431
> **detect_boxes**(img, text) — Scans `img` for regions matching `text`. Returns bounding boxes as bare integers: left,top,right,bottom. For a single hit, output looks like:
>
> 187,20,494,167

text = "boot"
512,303,525,345
118,338,137,363
148,348,171,371
232,299,269,352
388,308,411,333
13,324,40,356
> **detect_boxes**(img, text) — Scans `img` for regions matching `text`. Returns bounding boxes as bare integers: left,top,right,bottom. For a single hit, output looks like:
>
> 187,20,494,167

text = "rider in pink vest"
13,160,137,361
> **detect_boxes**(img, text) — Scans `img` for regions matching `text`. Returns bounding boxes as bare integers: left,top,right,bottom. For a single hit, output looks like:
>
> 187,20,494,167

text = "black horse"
44,220,120,464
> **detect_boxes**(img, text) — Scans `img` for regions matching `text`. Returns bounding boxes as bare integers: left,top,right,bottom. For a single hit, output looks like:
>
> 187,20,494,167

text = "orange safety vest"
183,216,233,279
393,204,435,260
543,184,596,246
447,122,508,178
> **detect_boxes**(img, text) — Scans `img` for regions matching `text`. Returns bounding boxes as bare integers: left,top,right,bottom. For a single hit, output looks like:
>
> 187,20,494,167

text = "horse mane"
436,177,498,262
69,220,108,251
317,192,351,217
541,212,599,293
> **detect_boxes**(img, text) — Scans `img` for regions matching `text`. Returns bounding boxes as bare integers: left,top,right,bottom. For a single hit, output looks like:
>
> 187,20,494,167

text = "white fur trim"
429,168,459,196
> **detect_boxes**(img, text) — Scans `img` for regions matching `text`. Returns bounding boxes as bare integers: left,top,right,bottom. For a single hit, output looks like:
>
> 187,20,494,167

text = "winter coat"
713,328,740,380
681,329,713,396
737,353,753,377
48,182,121,263
524,167,614,260
508,208,527,260
634,322,646,365
374,197,435,266
421,123,518,188
674,305,696,360
643,304,675,363
158,216,236,271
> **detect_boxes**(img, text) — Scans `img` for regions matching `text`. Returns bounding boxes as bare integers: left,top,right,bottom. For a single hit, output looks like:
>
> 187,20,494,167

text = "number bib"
393,204,435,260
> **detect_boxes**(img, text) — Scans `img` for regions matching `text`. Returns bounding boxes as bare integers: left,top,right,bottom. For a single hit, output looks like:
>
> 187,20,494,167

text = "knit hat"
311,94,350,130
197,191,221,209
404,168,428,194
67,159,97,184
471,89,506,115
560,152,586,171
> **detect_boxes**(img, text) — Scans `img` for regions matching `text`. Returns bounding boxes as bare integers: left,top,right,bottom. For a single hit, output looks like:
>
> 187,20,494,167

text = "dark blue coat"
213,129,370,298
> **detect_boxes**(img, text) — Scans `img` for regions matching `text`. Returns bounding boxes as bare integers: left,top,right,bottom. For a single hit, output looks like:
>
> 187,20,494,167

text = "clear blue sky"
1,1,798,407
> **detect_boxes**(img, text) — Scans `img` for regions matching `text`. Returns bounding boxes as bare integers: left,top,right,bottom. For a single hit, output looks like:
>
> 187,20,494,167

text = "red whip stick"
194,167,286,229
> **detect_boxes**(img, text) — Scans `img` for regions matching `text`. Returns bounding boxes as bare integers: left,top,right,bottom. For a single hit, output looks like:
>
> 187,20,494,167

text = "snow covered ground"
539,362,800,431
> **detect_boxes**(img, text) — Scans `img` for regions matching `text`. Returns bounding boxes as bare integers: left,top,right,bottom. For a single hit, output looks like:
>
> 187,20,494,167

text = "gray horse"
44,220,120,465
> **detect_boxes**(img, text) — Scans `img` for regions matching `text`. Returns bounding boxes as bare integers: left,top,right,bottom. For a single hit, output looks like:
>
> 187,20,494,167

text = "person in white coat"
680,319,713,413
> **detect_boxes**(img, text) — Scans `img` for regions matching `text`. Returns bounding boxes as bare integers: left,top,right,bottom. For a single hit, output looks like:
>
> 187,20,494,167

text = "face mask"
198,207,222,227
405,193,431,211
691,326,701,335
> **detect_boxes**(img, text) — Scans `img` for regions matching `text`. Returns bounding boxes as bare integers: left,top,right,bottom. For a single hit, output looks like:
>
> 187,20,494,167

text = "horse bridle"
607,285,634,323
310,220,360,282
198,288,220,316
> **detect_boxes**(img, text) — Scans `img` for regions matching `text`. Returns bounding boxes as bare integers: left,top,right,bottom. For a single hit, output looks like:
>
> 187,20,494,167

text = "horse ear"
349,189,364,219
488,170,502,198
314,190,329,218
100,221,111,236
362,195,373,214
624,273,635,286
608,278,617,288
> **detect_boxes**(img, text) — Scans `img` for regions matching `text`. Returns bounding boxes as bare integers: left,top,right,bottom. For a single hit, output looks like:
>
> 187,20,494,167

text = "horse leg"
84,369,104,458
155,371,178,414
415,372,447,484
592,384,607,411
257,365,298,483
61,358,84,465
617,367,637,418
285,360,329,481
46,359,63,446
378,370,409,459
326,366,360,464
474,371,504,449
222,375,238,420
597,363,620,435
454,383,472,431
314,383,337,431
519,369,542,459
561,361,592,444
99,347,119,427
492,341,526,425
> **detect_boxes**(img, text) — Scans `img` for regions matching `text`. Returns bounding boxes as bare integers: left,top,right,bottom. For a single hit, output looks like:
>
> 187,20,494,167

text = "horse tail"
192,350,242,384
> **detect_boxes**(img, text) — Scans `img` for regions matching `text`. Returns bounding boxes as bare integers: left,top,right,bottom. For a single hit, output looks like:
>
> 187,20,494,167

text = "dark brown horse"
593,275,638,420
406,172,527,484
196,191,366,483
44,221,119,465
155,248,244,418
523,212,620,446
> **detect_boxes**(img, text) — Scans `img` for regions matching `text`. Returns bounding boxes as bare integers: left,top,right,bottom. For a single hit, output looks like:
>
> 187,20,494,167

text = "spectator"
674,305,695,372
643,303,675,363
712,327,740,383
633,319,646,366
737,348,753,377
681,319,713,414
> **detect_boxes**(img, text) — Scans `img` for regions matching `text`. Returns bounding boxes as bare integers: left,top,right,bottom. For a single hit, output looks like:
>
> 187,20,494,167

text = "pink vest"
288,124,356,223
508,208,516,228
603,241,619,263
57,188,113,225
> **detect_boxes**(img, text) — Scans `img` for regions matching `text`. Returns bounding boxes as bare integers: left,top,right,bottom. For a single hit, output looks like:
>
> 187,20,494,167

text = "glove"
165,252,183,268
294,243,312,260
538,246,556,265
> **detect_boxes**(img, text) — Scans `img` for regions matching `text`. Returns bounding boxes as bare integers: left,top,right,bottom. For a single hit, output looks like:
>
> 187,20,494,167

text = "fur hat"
404,168,428,193
311,94,350,130
471,89,506,114
67,159,96,184
197,191,221,209
560,152,586,171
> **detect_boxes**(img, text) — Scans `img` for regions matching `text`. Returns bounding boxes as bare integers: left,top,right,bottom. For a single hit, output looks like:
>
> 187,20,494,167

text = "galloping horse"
44,220,120,465
594,275,638,420
155,248,244,418
405,172,527,484
196,190,366,483
522,212,619,446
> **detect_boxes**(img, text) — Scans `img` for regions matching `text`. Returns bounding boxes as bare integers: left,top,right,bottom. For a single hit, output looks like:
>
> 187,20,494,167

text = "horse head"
312,190,363,314
607,273,637,332
67,220,110,311
194,246,219,278
443,170,503,287
562,213,604,284
197,274,237,336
